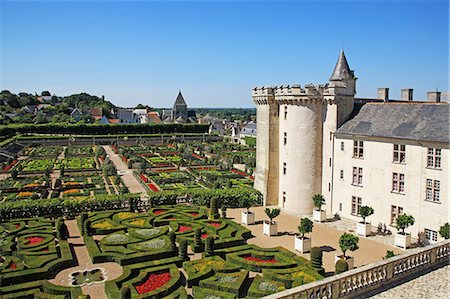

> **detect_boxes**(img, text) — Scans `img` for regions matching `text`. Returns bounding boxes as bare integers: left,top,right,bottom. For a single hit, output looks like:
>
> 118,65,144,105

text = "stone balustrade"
263,240,450,299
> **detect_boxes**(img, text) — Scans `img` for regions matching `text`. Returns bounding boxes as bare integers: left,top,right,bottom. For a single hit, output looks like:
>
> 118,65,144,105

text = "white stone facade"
253,51,449,242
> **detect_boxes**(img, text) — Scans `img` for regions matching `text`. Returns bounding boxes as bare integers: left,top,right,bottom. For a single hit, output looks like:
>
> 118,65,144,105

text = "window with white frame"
392,172,405,193
283,132,287,145
425,228,438,242
352,167,363,186
283,162,286,175
353,140,364,158
391,205,403,224
426,179,440,202
393,144,406,163
427,148,441,169
351,196,362,215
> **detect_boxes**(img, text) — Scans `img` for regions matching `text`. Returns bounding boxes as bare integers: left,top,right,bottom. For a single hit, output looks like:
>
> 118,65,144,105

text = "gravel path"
368,265,450,298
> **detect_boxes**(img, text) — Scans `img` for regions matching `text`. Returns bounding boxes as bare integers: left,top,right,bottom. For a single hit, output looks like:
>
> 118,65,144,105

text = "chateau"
253,51,449,243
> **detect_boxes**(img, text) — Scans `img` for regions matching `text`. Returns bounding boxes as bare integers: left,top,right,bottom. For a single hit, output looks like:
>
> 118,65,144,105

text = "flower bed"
139,174,148,183
135,271,172,294
26,236,44,245
2,159,18,173
244,256,277,263
178,225,192,233
148,183,159,192
208,222,222,228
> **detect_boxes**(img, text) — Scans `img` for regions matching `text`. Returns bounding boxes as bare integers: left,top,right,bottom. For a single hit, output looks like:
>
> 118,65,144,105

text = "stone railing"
263,240,450,299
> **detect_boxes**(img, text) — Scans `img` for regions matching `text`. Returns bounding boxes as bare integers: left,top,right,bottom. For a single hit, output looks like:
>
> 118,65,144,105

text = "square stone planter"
395,233,411,249
263,220,277,236
313,209,326,223
335,255,354,270
294,236,311,253
356,222,372,237
241,211,255,225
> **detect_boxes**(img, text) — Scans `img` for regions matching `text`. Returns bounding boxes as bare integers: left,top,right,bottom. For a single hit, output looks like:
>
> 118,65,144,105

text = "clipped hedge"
247,274,286,298
199,270,249,297
192,286,236,299
0,123,209,136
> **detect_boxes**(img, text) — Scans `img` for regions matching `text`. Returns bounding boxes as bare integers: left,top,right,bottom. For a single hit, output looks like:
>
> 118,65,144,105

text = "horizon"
1,0,448,108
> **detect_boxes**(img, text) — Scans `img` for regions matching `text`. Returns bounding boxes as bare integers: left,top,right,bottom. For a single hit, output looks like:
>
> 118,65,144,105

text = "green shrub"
312,194,325,211
205,236,214,256
396,214,415,234
193,228,202,253
120,285,131,299
310,247,324,275
439,223,449,239
335,259,348,274
168,231,177,253
210,197,219,219
265,208,280,223
384,250,396,259
359,206,374,223
179,239,188,260
298,218,313,238
221,205,227,219
339,233,359,258
84,219,92,236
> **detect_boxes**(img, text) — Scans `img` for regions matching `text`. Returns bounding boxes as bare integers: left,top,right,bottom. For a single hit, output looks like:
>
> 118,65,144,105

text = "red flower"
208,222,221,228
135,271,171,294
111,145,118,153
148,183,159,192
153,210,165,215
121,156,128,163
244,256,277,263
201,233,209,239
140,174,148,183
14,223,20,229
178,225,192,233
9,262,16,269
189,213,199,217
169,218,177,220
26,236,44,245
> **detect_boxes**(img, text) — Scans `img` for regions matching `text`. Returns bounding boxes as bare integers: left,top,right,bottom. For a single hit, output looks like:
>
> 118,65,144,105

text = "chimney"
427,91,441,103
377,88,389,101
401,88,413,101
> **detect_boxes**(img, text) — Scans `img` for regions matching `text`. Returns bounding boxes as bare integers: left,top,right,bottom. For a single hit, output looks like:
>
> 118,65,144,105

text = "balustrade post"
386,263,394,279
331,280,340,299
430,248,437,264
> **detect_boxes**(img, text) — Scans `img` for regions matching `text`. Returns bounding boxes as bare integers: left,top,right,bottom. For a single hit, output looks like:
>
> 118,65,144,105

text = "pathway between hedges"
49,219,123,299
103,145,148,196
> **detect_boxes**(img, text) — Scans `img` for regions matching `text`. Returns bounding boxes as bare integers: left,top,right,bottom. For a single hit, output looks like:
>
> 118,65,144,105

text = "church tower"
172,91,188,122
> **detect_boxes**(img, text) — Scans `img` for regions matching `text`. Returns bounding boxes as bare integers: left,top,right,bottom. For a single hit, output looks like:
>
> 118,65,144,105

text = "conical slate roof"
329,51,354,81
174,91,187,106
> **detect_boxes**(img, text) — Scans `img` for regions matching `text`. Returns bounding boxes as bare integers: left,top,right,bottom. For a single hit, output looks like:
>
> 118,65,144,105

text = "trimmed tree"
80,212,88,234
265,208,281,224
339,233,359,259
298,218,314,238
205,236,214,256
168,231,177,253
396,214,415,234
221,205,227,219
56,218,68,240
312,194,325,211
359,206,374,224
335,259,349,274
179,239,188,260
193,228,202,253
83,219,92,236
439,223,449,239
210,197,219,219
310,247,324,275
120,285,131,299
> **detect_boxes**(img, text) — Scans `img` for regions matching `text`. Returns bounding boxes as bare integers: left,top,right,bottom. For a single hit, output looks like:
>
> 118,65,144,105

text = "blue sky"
0,0,448,108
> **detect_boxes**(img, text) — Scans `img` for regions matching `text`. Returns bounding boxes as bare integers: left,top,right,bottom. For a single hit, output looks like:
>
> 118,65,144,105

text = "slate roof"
173,91,187,106
241,122,256,136
336,102,450,143
329,51,355,81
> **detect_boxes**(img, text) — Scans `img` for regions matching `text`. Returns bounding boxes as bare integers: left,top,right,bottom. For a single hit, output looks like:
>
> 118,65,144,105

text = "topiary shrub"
339,233,359,259
56,219,68,240
205,236,214,256
335,259,348,274
210,197,219,219
168,231,177,253
396,214,415,235
80,212,88,234
310,247,324,275
193,228,202,253
179,239,188,260
221,205,227,219
120,285,131,299
84,219,92,236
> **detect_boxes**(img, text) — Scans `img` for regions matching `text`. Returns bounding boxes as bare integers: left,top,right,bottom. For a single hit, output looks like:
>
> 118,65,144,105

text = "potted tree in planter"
335,233,359,269
395,214,415,248
356,206,374,237
241,198,255,225
312,194,326,222
439,223,449,240
263,208,281,236
295,218,313,253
